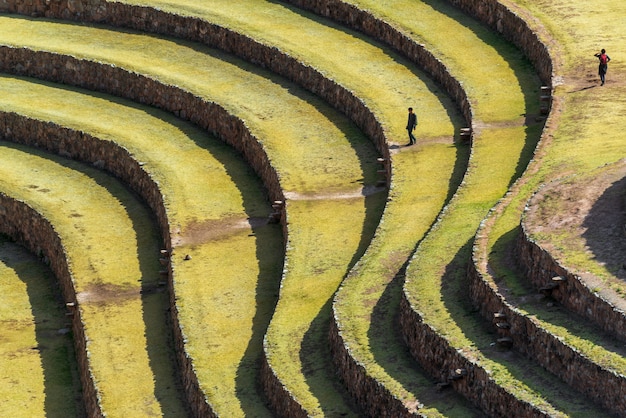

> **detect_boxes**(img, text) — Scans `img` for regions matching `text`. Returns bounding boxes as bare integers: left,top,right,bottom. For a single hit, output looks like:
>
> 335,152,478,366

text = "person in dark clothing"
594,48,611,85
406,107,417,146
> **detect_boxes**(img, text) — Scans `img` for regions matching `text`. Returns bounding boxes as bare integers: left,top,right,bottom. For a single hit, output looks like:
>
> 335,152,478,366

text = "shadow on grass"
0,236,84,418
446,236,612,415
2,142,188,416
420,0,544,188
59,149,189,417
582,174,626,282
297,188,388,415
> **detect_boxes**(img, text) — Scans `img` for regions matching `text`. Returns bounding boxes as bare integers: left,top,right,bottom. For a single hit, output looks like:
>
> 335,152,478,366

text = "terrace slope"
0,12,392,415
0,142,186,416
0,237,81,417
0,74,284,416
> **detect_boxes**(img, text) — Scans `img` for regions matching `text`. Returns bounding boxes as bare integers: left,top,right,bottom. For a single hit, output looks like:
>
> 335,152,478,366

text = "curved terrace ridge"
0,84,278,414
289,0,551,415
0,20,384,415
24,3,478,414
0,144,185,416
1,0,502,414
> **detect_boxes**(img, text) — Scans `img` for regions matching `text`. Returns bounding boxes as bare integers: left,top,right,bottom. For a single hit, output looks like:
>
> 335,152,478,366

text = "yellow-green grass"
1,15,382,412
473,0,626,386
0,237,80,418
0,143,185,416
109,0,453,147
524,167,626,291
479,185,626,381
339,0,539,122
328,0,543,413
0,75,283,415
470,150,624,412
400,123,608,415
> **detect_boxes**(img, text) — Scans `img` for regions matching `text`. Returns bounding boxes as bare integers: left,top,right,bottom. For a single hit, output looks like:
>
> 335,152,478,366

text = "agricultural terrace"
0,0,623,417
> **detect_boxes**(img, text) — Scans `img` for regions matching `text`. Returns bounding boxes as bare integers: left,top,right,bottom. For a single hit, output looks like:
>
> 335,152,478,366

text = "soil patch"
524,158,626,310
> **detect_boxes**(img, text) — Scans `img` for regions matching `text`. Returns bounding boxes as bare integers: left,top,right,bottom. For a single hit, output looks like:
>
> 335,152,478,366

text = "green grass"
0,237,80,418
0,143,186,416
0,74,284,415
0,13,383,414
335,140,476,416
465,0,626,414
328,0,544,412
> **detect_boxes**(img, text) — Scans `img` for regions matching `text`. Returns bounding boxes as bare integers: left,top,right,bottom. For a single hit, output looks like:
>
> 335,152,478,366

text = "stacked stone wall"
467,254,626,416
398,294,550,417
516,226,626,342
328,318,419,417
0,195,104,417
0,0,557,414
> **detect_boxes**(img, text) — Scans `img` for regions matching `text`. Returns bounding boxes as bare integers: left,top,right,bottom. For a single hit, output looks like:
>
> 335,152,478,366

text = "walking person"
594,48,611,86
406,107,417,146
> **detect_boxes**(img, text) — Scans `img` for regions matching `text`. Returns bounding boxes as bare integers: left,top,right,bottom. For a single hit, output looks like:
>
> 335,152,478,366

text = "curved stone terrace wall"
0,48,287,416
282,0,556,415
383,0,558,415
328,319,419,417
517,218,626,342
0,194,104,417
398,295,550,417
467,250,626,416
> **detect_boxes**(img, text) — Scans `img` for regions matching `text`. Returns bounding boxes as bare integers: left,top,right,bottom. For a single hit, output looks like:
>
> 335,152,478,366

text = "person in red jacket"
594,49,611,86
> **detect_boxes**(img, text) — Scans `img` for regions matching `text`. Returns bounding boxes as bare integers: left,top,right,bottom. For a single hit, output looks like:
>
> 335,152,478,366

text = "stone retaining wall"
398,294,550,417
467,252,626,416
516,223,626,343
282,0,473,126
284,0,556,415
0,48,286,416
328,317,419,417
0,195,104,417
